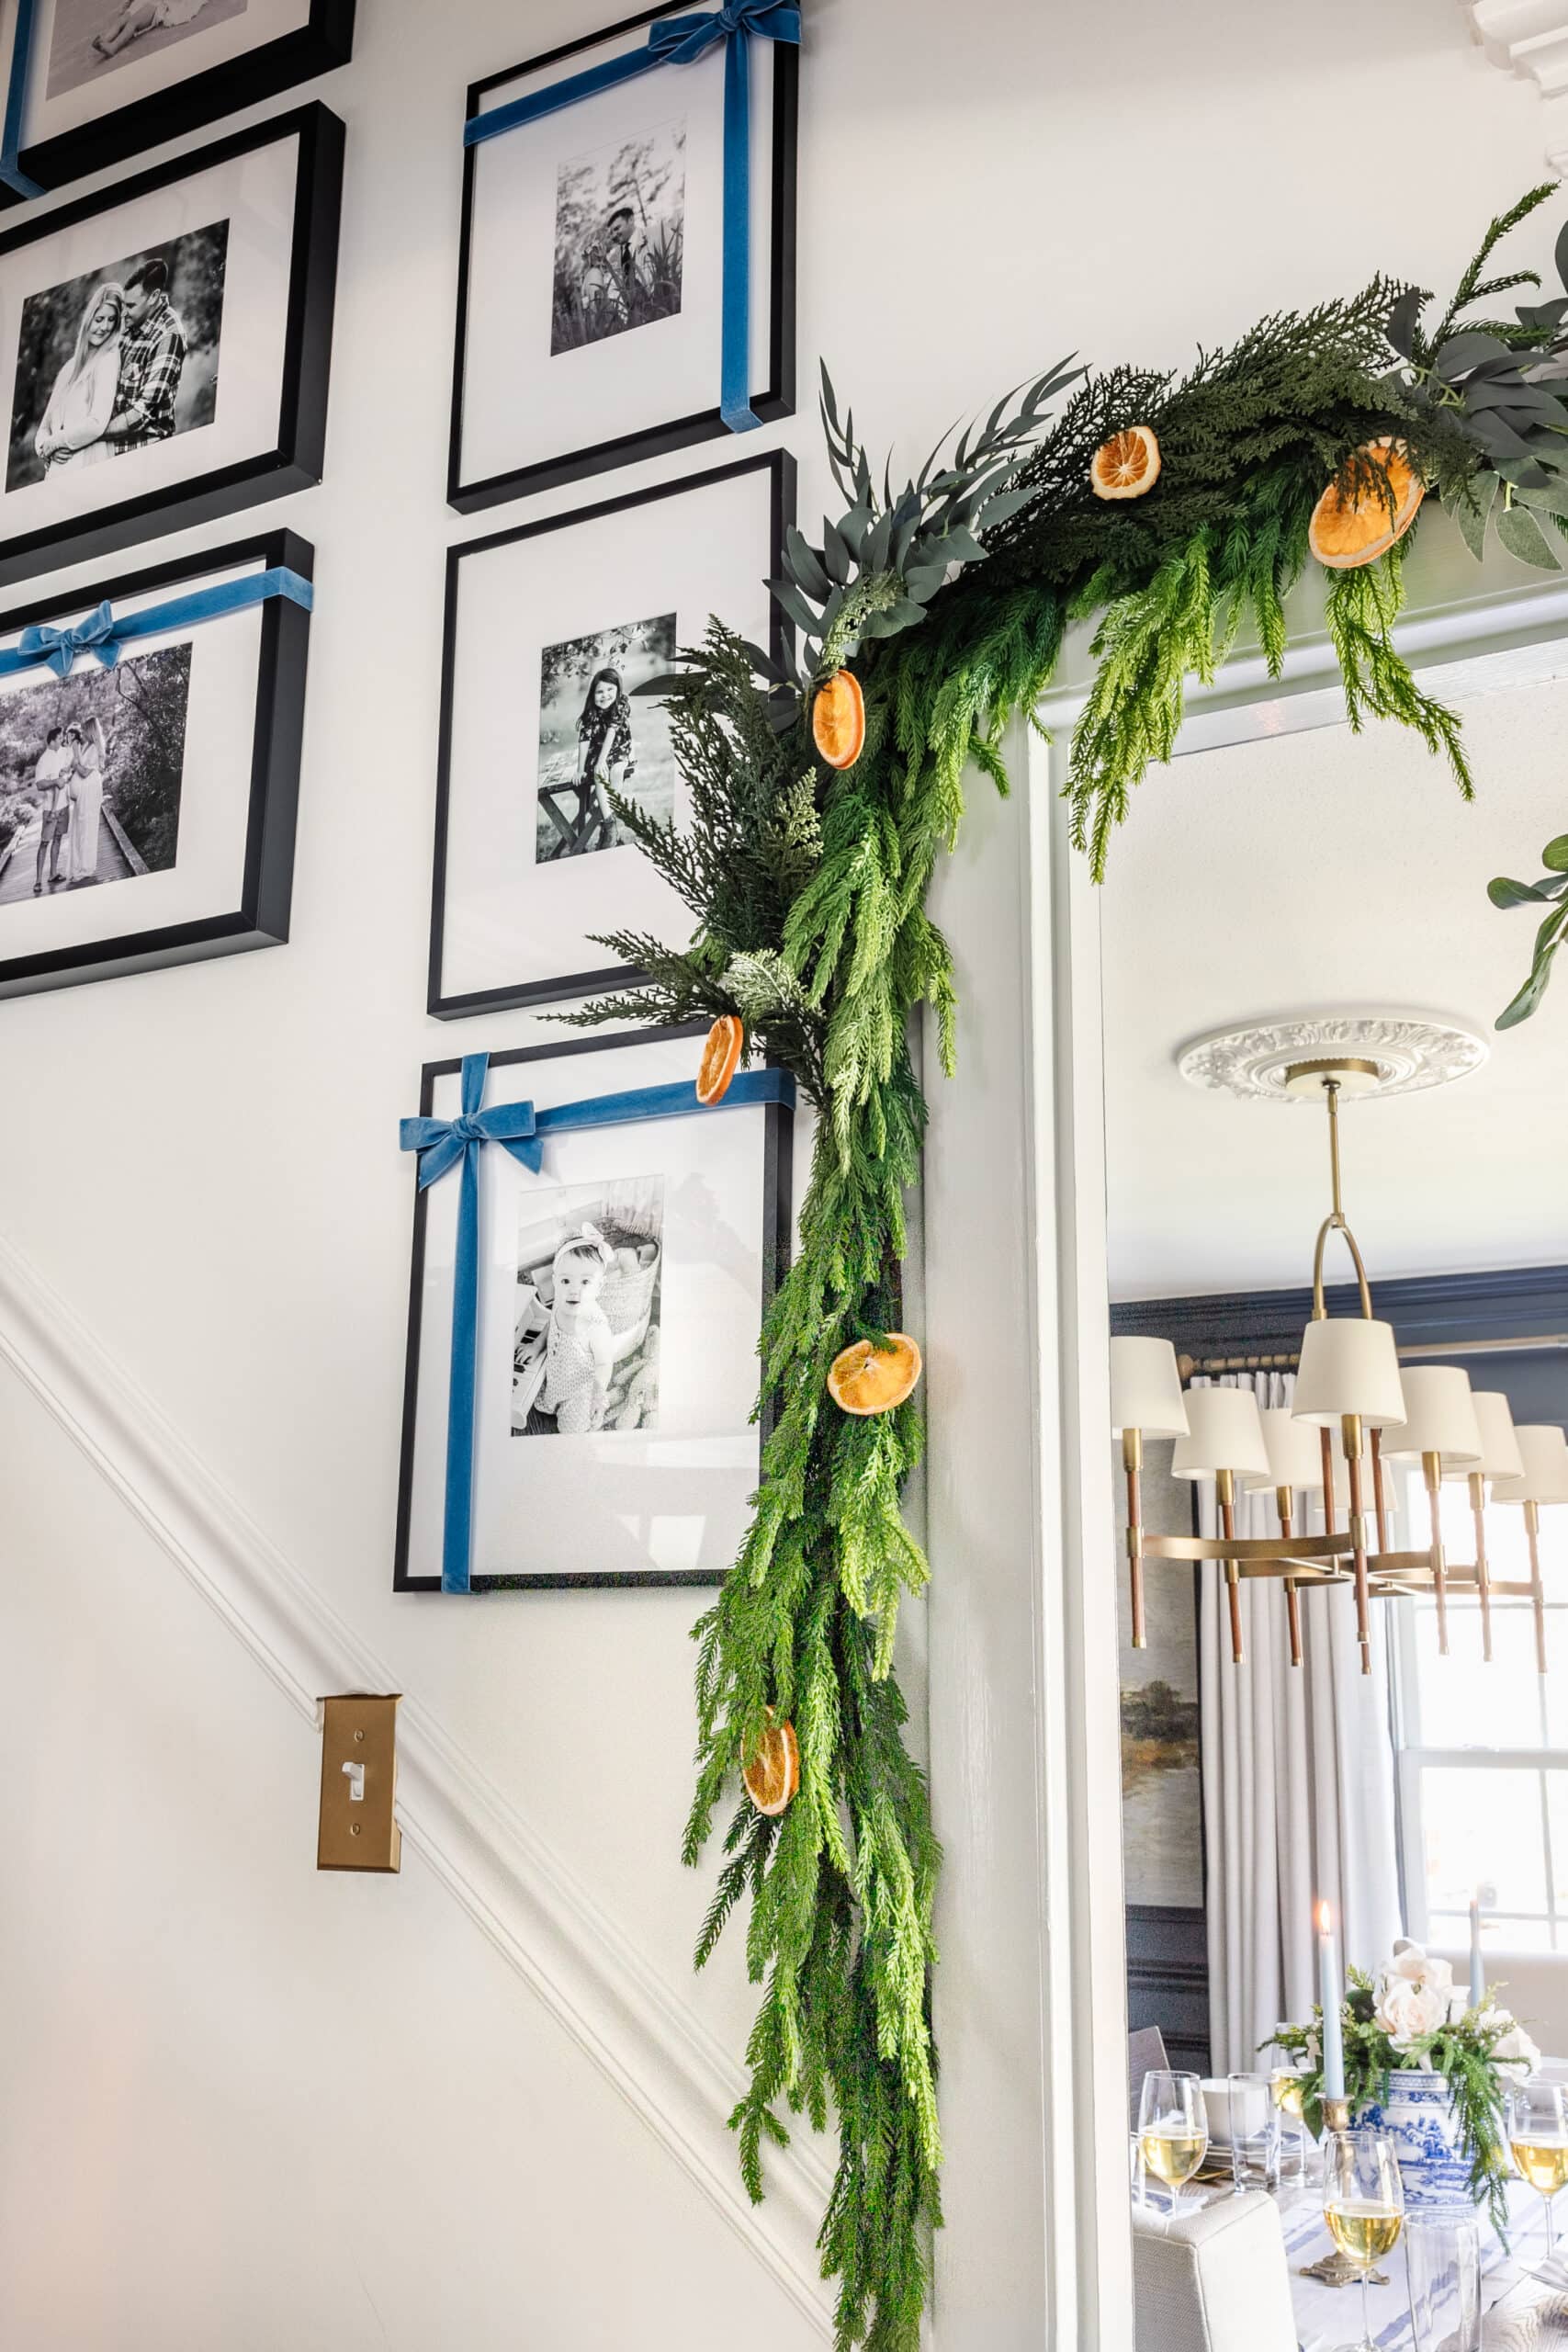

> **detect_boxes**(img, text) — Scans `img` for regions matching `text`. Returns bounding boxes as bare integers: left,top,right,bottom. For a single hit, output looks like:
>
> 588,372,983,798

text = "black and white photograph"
430,450,790,1019
0,526,312,1001
7,222,227,492
512,1175,663,1435
394,1027,794,1592
0,0,353,210
451,6,795,506
47,0,249,98
550,119,684,356
0,646,188,910
0,107,341,586
536,611,675,860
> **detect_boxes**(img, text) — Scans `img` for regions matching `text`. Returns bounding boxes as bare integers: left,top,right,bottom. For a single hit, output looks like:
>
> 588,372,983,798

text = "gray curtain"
1196,1371,1403,2072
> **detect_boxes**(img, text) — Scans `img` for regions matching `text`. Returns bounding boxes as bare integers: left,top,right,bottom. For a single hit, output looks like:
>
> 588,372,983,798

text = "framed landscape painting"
0,0,352,206
0,103,341,584
428,449,792,1017
0,525,311,997
449,4,796,507
394,1026,794,1593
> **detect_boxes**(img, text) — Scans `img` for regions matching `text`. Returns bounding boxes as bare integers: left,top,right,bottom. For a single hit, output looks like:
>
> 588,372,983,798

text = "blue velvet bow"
0,570,314,686
464,0,800,432
19,601,118,680
647,0,800,65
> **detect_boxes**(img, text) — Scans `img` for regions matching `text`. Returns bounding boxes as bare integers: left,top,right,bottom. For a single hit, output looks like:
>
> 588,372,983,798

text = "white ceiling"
1100,671,1568,1302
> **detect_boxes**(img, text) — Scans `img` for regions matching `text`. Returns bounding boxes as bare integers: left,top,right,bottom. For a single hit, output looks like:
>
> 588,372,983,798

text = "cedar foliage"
563,190,1566,2348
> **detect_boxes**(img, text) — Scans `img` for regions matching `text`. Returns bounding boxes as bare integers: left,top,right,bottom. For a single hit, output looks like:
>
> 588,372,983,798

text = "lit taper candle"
1470,1892,1484,2012
1316,1898,1346,2102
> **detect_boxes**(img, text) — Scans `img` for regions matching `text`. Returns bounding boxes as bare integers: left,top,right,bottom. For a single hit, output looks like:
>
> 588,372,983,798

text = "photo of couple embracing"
7,222,228,492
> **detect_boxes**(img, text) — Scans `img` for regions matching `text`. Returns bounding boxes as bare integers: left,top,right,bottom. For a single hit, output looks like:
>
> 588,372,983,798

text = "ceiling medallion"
1175,1012,1488,1104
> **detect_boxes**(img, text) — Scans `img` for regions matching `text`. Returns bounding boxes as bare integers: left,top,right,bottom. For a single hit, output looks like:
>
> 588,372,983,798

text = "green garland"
570,183,1568,2349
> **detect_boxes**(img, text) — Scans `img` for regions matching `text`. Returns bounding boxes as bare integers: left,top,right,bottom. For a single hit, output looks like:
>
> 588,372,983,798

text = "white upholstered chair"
1132,2188,1299,2352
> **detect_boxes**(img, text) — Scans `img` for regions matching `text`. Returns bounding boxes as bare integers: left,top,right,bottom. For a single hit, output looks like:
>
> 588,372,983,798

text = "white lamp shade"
1380,1366,1483,1465
1244,1407,1325,1494
1242,1410,1355,1503
1110,1336,1189,1439
1292,1317,1406,1430
1491,1425,1568,1508
1442,1391,1525,1485
1170,1385,1271,1483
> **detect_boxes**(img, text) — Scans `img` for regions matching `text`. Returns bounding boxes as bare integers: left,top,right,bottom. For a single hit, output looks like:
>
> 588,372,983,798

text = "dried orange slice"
696,1013,743,1105
811,669,865,770
827,1332,922,1416
1308,437,1425,571
1090,425,1161,501
742,1714,799,1817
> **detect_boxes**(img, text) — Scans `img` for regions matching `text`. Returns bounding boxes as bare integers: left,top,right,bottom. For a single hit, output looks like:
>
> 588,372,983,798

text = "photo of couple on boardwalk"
31,719,109,893
6,224,228,494
0,647,191,913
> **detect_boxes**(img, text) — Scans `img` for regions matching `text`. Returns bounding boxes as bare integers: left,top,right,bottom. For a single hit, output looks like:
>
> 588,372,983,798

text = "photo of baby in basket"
512,1175,661,1438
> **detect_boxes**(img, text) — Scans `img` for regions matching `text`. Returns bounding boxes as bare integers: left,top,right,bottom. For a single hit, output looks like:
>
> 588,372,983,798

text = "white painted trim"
1464,0,1568,95
0,1226,833,2338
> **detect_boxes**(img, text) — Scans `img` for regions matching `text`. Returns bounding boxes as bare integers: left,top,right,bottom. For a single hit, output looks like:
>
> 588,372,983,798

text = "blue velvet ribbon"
0,0,42,199
0,567,313,683
400,1049,795,1593
463,0,799,432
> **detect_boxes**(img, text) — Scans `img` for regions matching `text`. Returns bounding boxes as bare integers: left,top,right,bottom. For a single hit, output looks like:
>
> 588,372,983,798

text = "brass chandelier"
1112,1057,1568,1674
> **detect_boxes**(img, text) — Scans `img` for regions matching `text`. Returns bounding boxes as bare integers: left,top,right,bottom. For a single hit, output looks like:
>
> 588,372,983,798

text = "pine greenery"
560,188,1568,2347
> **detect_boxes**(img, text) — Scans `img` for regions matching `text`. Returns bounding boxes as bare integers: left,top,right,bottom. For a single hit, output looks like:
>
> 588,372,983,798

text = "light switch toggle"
318,1693,401,1873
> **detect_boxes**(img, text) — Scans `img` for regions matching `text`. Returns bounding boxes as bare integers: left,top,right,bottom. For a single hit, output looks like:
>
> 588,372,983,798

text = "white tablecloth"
1281,2180,1568,2350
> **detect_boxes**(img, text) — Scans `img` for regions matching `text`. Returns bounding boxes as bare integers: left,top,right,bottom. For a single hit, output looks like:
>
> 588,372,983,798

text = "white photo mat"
0,550,271,955
457,11,784,492
400,1033,788,1589
434,454,787,1012
0,127,297,545
12,0,311,148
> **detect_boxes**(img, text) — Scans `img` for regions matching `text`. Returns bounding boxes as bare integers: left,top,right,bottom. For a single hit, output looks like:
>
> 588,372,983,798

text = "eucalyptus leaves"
1491,831,1568,1027
763,358,1082,695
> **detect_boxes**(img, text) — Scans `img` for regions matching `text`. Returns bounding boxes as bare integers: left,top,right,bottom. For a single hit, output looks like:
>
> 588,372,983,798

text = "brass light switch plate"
318,1693,401,1872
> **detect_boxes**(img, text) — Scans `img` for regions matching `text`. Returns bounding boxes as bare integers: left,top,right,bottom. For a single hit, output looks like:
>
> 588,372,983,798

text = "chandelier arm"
1310,1213,1375,1321
1278,1486,1303,1668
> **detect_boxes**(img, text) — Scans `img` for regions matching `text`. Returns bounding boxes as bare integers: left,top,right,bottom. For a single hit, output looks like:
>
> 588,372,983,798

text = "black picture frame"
447,3,796,511
0,102,343,587
393,1023,794,1594
427,446,795,1022
0,522,313,999
0,0,354,211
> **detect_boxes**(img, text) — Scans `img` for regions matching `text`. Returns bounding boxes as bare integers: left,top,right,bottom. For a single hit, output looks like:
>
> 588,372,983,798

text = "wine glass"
1322,2128,1403,2352
1136,2070,1208,2213
1507,2080,1568,2260
1270,2062,1309,2188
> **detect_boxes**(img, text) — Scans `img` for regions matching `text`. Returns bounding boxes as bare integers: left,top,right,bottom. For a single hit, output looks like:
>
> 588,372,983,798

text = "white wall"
0,0,1561,2344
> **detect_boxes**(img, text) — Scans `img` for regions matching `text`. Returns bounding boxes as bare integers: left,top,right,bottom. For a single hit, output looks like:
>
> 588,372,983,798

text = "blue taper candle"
1317,1899,1346,2102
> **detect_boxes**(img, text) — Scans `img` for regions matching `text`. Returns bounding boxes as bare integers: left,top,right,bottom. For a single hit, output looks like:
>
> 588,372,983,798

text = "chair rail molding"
0,1223,833,2338
1464,0,1568,95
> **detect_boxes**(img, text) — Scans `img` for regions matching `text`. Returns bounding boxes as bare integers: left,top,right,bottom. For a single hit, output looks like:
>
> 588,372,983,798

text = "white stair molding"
0,1224,833,2337
1464,0,1568,96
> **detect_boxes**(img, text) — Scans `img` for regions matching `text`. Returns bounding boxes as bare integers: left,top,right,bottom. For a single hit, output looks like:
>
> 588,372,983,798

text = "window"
1393,1478,1568,1952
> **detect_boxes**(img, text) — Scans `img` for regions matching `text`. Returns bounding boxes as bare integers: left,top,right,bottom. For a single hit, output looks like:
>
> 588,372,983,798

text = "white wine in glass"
1322,2129,1403,2352
1136,2070,1208,2212
1508,2081,1568,2258
1271,2068,1307,2121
